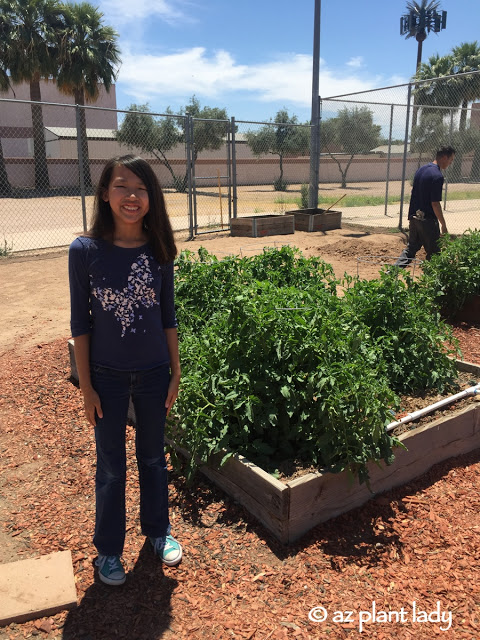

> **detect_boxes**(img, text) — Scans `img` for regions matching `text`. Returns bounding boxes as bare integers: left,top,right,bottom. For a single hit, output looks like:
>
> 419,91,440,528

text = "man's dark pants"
395,217,441,267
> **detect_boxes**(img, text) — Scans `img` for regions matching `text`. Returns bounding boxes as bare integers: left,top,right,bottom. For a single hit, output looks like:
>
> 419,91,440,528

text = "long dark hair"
89,155,177,263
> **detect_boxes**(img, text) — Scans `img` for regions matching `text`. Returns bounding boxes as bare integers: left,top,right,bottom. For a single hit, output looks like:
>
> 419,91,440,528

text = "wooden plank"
456,359,480,376
230,215,294,238
201,455,290,543
288,209,342,232
286,405,479,543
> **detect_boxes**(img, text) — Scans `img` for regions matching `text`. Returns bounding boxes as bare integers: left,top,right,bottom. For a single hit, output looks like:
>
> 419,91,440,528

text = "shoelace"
106,556,121,571
153,537,166,554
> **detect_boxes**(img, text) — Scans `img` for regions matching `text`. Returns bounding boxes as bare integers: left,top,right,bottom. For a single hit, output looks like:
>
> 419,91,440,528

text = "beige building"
0,80,117,158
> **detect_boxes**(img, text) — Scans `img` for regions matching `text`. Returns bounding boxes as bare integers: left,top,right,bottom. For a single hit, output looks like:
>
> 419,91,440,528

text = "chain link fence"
231,119,312,219
1,70,480,253
320,70,480,233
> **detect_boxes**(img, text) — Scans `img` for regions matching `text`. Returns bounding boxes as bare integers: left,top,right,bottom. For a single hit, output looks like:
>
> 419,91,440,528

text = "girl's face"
103,165,150,230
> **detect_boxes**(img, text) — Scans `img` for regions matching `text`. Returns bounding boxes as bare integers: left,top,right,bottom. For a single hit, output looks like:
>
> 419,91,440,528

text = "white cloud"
346,56,364,69
117,47,401,111
100,0,191,25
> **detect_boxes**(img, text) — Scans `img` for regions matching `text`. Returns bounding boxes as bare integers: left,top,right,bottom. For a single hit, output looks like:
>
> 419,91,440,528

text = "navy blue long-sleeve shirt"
69,236,177,371
408,162,444,220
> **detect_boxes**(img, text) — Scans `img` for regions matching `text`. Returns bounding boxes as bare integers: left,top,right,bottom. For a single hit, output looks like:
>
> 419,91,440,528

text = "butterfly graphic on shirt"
92,254,159,337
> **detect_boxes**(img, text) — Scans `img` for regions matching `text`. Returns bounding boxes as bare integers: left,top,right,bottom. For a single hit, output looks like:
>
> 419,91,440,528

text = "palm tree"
0,10,13,195
56,2,120,191
401,0,447,130
414,44,480,181
0,0,64,191
450,42,480,132
414,53,456,108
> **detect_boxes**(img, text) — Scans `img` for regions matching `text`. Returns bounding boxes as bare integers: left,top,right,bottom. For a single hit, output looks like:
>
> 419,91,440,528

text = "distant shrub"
273,176,288,192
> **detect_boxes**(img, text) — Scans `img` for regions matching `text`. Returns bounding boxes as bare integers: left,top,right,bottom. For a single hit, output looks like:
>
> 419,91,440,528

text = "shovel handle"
324,194,346,212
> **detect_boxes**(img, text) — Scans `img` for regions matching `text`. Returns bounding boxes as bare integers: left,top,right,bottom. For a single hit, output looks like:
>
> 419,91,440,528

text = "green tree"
117,97,230,192
450,125,480,182
414,42,480,180
450,42,480,132
180,96,229,162
56,2,120,191
414,53,457,110
245,109,310,191
410,109,448,167
0,0,64,191
321,106,381,188
116,104,185,191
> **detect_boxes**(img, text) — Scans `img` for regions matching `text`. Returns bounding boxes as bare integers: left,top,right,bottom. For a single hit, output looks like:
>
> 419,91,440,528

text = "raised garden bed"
230,214,294,238
286,208,342,232
67,340,480,544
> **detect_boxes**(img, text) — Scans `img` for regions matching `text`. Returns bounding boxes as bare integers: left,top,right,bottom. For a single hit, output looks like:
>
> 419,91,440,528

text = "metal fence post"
309,95,320,209
384,104,394,217
185,114,194,240
399,83,412,230
190,117,198,235
231,116,238,219
444,108,455,209
75,104,88,233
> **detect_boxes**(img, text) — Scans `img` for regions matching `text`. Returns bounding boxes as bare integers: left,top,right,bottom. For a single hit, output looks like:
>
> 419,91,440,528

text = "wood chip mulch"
0,328,479,640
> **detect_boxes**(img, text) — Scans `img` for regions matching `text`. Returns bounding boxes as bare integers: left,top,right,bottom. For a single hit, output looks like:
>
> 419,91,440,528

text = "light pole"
308,0,321,209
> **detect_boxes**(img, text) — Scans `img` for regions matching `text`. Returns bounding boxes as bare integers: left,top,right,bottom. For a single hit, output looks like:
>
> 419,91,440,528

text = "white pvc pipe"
386,384,480,432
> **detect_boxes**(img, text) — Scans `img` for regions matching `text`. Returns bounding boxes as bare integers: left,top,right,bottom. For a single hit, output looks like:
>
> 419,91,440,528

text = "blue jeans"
90,363,171,556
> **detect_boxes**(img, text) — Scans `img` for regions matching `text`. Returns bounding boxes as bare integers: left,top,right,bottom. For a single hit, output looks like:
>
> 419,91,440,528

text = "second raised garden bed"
286,208,342,232
230,214,294,238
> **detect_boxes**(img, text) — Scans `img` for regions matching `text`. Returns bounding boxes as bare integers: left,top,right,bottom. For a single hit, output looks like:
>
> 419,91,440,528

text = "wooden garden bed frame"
230,214,295,238
286,208,342,232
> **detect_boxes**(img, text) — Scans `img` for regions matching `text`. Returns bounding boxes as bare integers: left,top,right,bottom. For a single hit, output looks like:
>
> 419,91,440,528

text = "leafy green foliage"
300,183,309,209
273,176,288,192
117,97,229,191
0,236,13,257
321,106,381,188
245,110,310,191
343,269,458,393
420,230,480,315
170,246,460,484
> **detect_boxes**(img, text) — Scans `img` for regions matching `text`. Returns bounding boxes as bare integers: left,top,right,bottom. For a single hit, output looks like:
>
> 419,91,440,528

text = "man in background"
395,145,456,267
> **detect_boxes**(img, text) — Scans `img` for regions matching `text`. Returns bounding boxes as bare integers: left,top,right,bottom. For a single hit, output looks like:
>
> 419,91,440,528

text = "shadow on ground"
62,541,177,640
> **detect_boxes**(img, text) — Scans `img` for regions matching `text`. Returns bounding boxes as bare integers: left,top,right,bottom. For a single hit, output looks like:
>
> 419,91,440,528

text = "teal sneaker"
95,554,126,586
149,534,183,566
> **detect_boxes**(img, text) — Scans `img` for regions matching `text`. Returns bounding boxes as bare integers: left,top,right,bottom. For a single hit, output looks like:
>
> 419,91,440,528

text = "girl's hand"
82,387,103,427
165,373,180,417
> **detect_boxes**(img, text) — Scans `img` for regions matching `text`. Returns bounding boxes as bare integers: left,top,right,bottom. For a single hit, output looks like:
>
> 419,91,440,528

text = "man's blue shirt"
408,162,444,220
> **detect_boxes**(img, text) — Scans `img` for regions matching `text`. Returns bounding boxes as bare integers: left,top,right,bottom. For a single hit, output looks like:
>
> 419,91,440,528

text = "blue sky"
97,0,480,123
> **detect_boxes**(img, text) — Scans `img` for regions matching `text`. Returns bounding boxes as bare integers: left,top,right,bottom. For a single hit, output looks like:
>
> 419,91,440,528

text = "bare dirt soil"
1,226,479,640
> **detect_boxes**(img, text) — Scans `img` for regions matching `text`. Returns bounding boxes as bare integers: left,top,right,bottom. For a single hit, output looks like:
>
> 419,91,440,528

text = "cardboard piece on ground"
0,550,77,626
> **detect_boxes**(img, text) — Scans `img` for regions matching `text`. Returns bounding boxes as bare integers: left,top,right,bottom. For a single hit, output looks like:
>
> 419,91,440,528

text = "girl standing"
69,155,182,586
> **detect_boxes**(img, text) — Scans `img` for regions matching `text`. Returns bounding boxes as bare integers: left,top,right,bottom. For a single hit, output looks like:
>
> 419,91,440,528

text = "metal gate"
186,116,235,237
